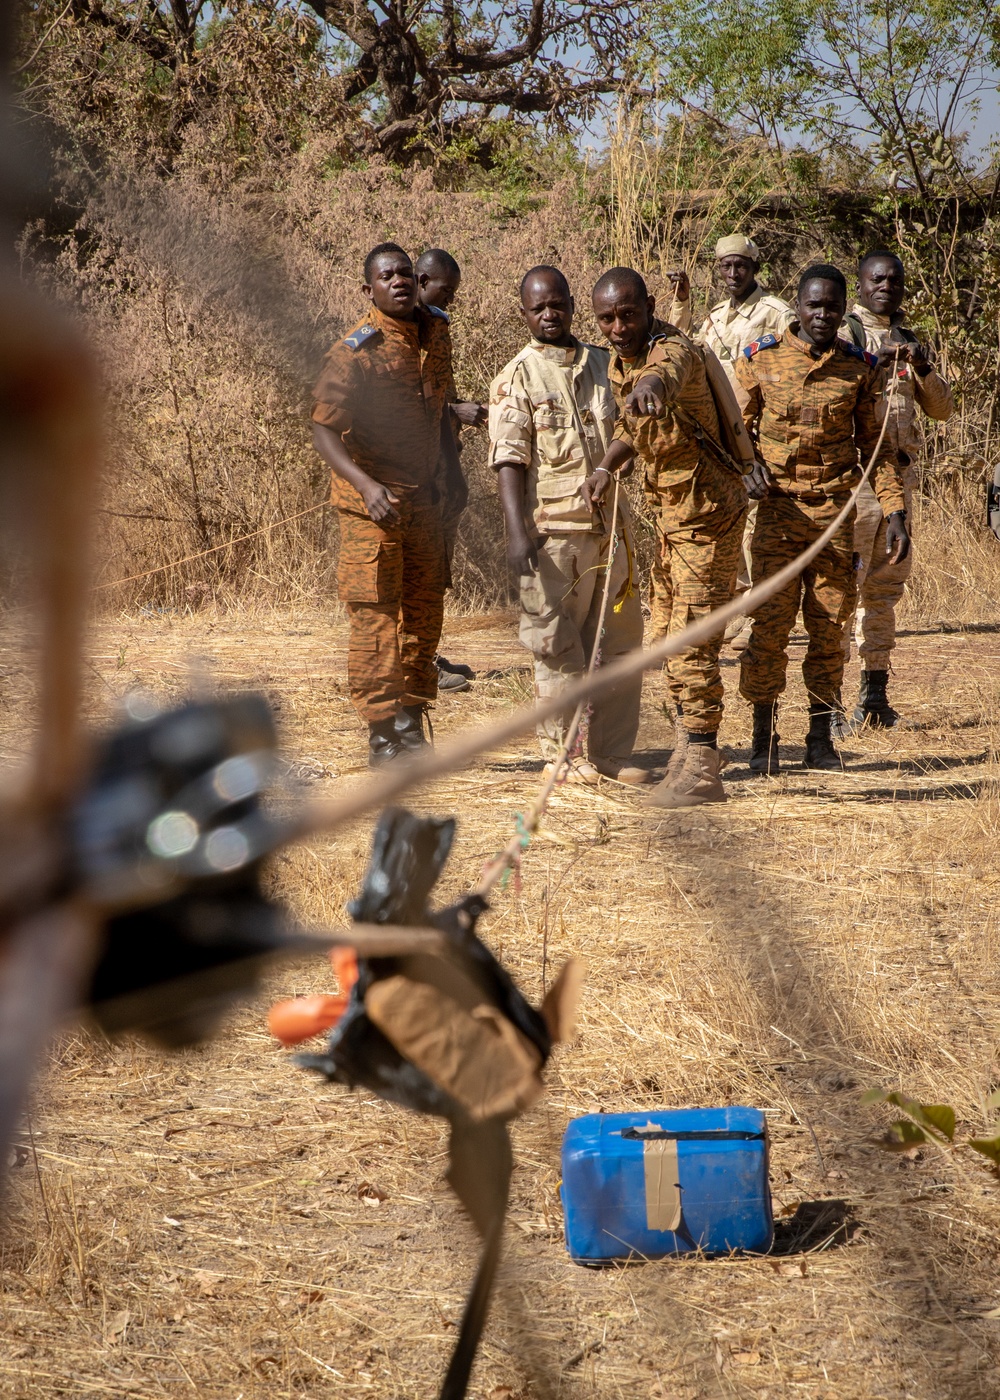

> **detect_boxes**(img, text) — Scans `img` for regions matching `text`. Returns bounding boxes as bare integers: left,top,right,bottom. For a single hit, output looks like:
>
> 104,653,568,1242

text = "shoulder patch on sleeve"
343,323,380,351
427,304,450,323
837,338,878,368
743,332,779,359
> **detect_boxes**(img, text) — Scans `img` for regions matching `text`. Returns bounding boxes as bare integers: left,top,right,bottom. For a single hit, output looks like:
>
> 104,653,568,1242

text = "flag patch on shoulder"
838,339,878,368
743,333,779,358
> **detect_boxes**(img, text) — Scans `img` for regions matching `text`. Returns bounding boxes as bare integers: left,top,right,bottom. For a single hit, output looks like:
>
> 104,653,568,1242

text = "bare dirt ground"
2,603,1000,1399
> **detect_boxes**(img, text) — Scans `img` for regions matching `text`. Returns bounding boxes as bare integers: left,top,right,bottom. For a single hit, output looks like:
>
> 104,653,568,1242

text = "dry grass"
1,594,1000,1397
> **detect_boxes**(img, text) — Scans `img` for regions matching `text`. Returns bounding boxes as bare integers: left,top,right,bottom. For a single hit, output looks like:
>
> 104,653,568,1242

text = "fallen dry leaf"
357,1182,387,1207
770,1259,808,1278
104,1309,130,1345
192,1269,224,1297
732,1350,761,1366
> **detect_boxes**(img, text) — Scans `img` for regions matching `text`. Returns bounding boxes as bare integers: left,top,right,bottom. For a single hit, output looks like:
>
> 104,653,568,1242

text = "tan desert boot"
645,743,726,809
664,717,688,784
590,756,653,785
543,758,600,786
726,616,753,653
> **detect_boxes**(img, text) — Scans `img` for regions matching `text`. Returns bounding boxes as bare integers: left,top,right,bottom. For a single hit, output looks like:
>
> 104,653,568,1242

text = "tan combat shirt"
312,303,453,512
842,302,954,468
735,324,905,515
608,319,746,519
488,338,616,534
670,285,795,387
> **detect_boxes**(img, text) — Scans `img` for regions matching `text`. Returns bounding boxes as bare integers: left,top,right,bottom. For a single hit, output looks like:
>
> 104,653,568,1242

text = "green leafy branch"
863,1089,1000,1172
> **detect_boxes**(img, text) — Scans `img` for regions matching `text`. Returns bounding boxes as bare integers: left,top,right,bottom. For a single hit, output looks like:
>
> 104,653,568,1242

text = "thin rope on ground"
93,501,327,592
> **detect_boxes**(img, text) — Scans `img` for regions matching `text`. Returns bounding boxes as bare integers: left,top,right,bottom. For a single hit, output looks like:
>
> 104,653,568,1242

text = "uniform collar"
852,301,906,332
527,336,582,366
715,282,763,314
785,322,838,360
369,302,426,342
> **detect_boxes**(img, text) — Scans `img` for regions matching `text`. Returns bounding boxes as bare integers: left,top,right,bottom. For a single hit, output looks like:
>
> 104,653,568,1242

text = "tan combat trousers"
652,502,745,731
740,492,856,706
649,501,754,638
336,496,448,723
519,521,644,762
842,472,914,672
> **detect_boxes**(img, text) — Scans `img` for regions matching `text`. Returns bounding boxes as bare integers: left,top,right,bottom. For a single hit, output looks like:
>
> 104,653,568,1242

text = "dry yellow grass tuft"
1,590,1000,1398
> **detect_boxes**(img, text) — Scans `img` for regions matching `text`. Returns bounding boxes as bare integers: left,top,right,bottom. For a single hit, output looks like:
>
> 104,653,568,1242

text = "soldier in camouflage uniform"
490,265,647,785
837,249,954,732
414,247,487,695
591,266,750,808
735,263,909,775
668,233,795,653
312,242,459,766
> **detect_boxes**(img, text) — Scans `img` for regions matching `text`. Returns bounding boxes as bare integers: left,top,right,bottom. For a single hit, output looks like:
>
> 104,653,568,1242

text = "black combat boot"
749,701,780,776
804,703,844,772
368,717,404,767
394,703,433,753
852,670,900,729
830,690,852,742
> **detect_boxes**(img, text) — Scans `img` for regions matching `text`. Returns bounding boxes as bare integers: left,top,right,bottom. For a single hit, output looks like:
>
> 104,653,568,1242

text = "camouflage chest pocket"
762,390,802,443
817,379,857,437
336,532,403,604
589,386,617,449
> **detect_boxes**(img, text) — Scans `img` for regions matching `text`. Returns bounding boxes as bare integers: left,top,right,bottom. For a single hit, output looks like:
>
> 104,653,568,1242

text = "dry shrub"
28,161,604,612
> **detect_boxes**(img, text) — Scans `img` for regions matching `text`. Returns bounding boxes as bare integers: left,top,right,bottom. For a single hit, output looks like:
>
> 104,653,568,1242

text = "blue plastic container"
561,1107,773,1262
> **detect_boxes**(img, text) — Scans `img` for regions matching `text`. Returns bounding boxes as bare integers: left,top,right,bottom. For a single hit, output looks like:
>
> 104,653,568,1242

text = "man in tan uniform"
312,242,458,766
736,264,909,775
591,266,749,808
837,249,955,732
490,265,647,785
669,233,794,650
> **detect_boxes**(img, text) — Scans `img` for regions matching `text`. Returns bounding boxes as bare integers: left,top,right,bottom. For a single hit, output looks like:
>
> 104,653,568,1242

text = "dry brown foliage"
29,162,604,613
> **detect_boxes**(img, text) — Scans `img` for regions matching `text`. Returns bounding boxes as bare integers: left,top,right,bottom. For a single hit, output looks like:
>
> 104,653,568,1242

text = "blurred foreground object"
0,270,105,1182
278,807,582,1400
74,693,312,1046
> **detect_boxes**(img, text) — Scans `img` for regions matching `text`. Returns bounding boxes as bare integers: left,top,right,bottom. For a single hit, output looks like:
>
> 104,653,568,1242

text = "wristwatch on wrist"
888,509,907,522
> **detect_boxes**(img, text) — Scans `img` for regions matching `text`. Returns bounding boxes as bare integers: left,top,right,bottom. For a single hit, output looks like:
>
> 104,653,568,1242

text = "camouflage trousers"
648,497,745,733
740,492,857,707
650,499,756,635
842,471,914,672
435,450,469,576
519,520,644,761
336,497,447,723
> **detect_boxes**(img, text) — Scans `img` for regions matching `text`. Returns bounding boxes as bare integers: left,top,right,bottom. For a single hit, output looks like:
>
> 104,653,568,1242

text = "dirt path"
1,606,999,1399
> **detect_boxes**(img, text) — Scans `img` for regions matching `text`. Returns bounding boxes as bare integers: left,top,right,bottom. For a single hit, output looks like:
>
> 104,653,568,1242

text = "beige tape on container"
638,1123,682,1232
